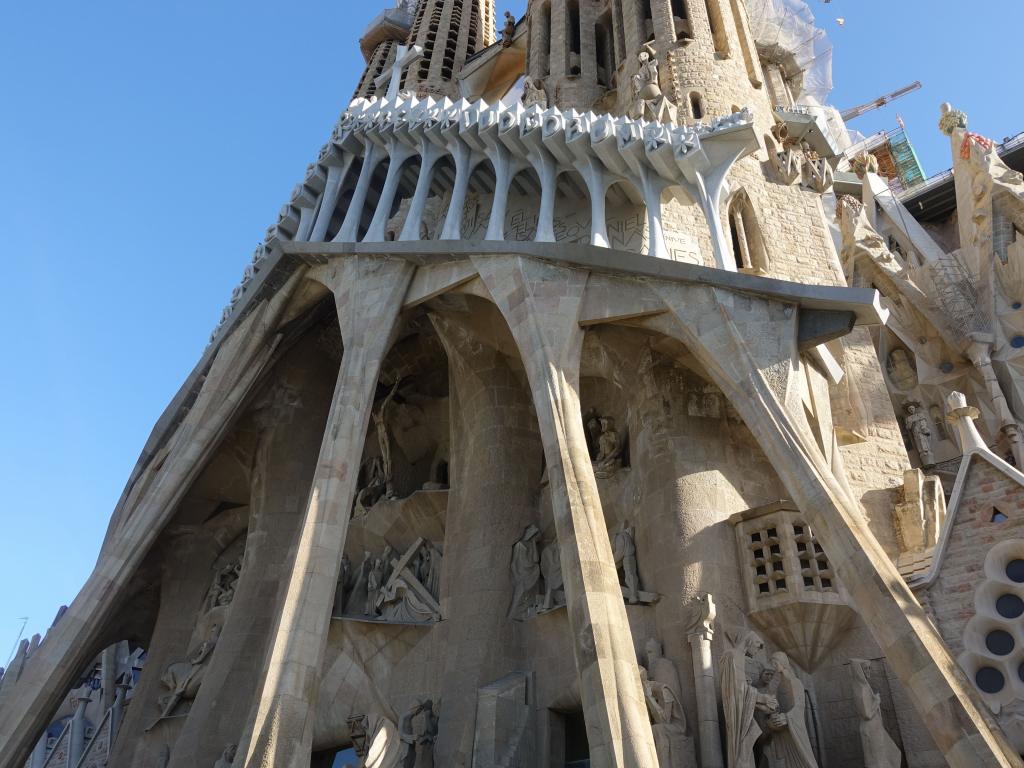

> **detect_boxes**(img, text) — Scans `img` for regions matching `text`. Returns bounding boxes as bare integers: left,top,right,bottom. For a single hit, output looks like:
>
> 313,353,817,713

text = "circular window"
939,361,955,373
1013,336,1024,349
997,594,1024,619
987,630,1016,656
1013,302,1023,310
977,666,1006,694
1008,560,1024,583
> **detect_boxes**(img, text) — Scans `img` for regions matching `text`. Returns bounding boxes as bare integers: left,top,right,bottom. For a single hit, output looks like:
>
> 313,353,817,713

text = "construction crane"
840,81,922,122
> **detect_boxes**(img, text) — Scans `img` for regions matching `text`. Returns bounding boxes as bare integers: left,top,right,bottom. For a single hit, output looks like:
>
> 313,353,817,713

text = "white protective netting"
746,0,833,105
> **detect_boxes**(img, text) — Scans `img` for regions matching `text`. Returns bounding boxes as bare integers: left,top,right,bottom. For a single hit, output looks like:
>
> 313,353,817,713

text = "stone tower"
353,0,419,99
3,1,1024,768
403,0,496,97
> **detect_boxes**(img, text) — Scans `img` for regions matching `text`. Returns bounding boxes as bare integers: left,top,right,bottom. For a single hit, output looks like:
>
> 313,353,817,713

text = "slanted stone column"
472,254,659,768
310,156,356,242
236,255,414,768
440,143,480,240
645,283,1021,768
364,143,416,242
0,281,301,768
335,144,381,242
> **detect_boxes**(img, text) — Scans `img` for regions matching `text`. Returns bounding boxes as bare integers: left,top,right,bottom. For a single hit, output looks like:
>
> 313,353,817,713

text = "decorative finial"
939,103,968,136
945,391,987,453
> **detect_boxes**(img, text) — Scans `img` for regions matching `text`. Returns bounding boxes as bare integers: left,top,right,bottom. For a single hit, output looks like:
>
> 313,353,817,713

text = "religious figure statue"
904,402,935,466
630,43,676,123
501,10,516,47
346,551,373,616
333,553,351,616
522,77,548,109
885,348,918,391
764,653,819,768
851,659,902,768
157,624,221,721
508,524,541,620
356,456,387,513
366,557,385,617
720,632,779,768
540,539,564,610
643,640,697,768
612,520,640,603
204,560,242,612
213,744,237,768
373,378,402,499
423,545,442,600
593,417,623,478
583,406,602,459
400,700,439,768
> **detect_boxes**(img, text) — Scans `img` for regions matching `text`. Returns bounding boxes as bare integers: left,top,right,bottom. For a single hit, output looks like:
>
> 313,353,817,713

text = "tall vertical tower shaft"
404,0,496,98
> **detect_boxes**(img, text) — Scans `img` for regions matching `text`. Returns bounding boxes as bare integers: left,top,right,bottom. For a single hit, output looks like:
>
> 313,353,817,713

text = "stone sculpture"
508,524,541,620
904,403,935,466
631,44,676,123
356,456,387,513
593,417,623,478
540,539,564,611
400,700,439,768
611,520,640,603
583,407,602,458
501,11,516,47
851,659,902,768
333,553,351,616
366,557,385,617
720,632,779,768
204,560,241,613
155,624,221,723
643,639,697,768
522,77,547,109
764,653,818,768
213,743,237,767
347,552,373,616
376,539,442,623
374,378,402,499
885,349,918,391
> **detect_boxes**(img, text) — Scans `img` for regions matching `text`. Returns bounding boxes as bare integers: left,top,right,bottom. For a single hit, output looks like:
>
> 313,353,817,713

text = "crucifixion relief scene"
5,1,1024,768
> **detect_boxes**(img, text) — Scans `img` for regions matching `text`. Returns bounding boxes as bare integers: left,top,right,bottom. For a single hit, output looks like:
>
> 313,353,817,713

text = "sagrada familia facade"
4,0,1024,766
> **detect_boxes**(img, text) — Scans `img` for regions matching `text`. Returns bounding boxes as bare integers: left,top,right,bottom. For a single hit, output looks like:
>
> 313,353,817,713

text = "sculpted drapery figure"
366,557,385,617
508,524,541,620
540,539,564,610
643,639,697,768
720,632,779,768
765,653,818,768
157,624,221,721
612,520,640,603
347,551,373,616
522,77,548,109
904,403,935,466
630,43,676,123
501,10,516,46
851,659,902,768
373,378,402,499
593,417,623,478
400,700,438,768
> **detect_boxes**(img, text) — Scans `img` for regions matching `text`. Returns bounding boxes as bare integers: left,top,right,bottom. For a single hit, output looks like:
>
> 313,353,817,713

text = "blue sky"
0,0,1021,652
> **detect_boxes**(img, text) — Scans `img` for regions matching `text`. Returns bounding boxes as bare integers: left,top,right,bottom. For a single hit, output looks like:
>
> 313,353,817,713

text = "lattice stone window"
794,523,834,592
748,526,788,596
730,501,853,671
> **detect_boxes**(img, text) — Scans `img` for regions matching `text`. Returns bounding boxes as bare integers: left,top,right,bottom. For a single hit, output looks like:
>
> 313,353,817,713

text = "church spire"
402,0,496,98
353,0,420,100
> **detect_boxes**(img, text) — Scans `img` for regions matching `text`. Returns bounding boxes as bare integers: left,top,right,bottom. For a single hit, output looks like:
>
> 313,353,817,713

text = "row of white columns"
268,97,760,269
